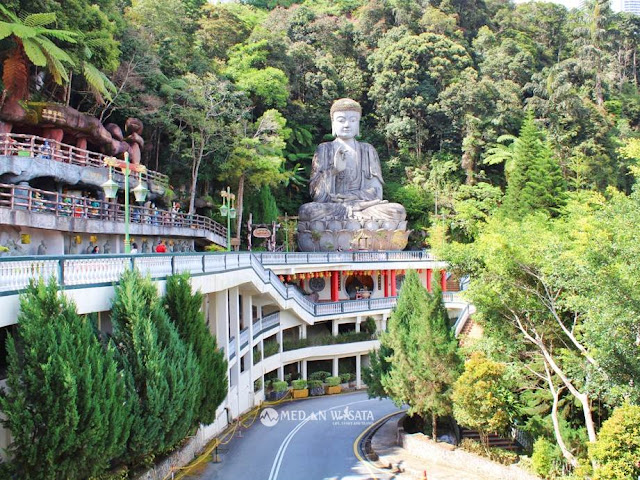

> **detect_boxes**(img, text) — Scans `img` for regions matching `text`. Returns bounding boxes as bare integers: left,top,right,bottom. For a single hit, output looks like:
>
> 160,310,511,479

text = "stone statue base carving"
297,219,409,252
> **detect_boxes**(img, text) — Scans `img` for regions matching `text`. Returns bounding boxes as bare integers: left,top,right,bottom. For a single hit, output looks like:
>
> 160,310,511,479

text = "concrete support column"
301,359,308,380
277,328,284,354
332,319,339,336
426,268,433,293
214,291,229,354
229,288,240,389
355,316,361,333
332,357,339,377
243,294,253,366
356,354,362,389
278,365,285,381
300,324,307,339
381,314,388,332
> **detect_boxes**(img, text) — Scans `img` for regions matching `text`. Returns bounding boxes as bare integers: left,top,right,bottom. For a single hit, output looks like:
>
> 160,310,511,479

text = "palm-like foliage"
0,7,116,104
0,6,77,100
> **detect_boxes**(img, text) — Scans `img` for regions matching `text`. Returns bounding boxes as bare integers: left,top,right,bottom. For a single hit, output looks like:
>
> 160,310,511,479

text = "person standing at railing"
155,240,167,253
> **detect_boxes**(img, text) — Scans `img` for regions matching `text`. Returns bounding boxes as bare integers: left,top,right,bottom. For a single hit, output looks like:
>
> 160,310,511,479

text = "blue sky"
514,0,584,9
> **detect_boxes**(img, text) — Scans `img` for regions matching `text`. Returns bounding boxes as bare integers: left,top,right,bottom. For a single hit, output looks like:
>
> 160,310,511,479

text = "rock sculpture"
298,98,409,251
37,240,47,255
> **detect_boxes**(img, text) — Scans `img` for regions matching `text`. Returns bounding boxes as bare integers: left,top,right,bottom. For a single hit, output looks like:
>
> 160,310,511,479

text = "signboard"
253,227,271,238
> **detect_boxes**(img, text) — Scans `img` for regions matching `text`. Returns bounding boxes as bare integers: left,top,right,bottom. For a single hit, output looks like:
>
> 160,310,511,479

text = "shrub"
309,370,331,382
362,317,377,334
590,403,640,480
284,373,292,384
339,373,352,383
292,379,307,390
263,340,279,358
459,439,518,466
308,379,323,389
326,376,341,387
272,381,289,393
532,437,562,478
253,347,262,364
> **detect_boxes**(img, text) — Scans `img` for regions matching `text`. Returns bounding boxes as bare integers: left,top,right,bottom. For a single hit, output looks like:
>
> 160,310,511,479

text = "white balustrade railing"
228,337,236,360
0,259,59,292
239,327,250,349
173,255,204,275
0,252,463,323
256,250,434,265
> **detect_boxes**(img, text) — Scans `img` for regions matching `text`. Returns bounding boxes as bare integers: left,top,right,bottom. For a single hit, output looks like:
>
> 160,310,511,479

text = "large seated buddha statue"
298,98,409,251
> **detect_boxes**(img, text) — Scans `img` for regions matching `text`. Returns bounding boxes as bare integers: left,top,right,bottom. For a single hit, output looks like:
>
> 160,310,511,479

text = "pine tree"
110,270,201,463
363,342,393,399
503,112,566,218
164,273,228,426
0,279,131,479
379,271,461,439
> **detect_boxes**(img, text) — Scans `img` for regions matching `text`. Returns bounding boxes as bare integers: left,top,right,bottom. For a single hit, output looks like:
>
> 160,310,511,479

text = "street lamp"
101,152,148,253
219,186,236,251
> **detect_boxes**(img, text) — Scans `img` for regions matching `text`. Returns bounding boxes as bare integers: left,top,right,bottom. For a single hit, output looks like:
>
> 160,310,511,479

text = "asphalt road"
192,391,402,480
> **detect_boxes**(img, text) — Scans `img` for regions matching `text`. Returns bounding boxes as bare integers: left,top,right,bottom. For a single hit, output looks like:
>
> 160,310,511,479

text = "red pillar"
426,268,432,293
331,271,339,302
441,270,447,292
300,279,304,291
390,270,397,297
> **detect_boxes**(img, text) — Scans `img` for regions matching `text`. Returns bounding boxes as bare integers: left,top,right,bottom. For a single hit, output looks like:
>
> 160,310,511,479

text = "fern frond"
36,36,75,65
40,29,77,43
42,50,69,84
0,22,12,40
0,5,20,23
23,13,56,28
10,23,37,40
22,38,47,67
83,62,116,101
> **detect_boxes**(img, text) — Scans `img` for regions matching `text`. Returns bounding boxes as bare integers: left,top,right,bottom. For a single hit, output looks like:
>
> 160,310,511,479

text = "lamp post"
219,187,236,252
101,152,148,253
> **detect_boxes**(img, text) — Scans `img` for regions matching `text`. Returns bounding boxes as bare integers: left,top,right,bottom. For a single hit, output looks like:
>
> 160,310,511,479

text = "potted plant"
308,379,324,396
268,380,289,401
339,373,351,389
325,376,342,395
291,379,309,398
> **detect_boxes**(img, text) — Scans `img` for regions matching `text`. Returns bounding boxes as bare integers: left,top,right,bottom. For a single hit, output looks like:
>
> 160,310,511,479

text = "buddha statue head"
330,98,362,139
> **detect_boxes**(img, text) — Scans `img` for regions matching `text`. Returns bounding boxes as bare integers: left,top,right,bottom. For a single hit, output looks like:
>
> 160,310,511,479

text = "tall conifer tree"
110,270,200,462
379,271,461,439
503,111,566,217
0,279,131,479
164,273,228,426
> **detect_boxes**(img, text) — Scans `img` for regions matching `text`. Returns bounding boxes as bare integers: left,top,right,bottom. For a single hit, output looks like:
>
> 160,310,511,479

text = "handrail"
255,250,433,265
0,252,465,323
0,132,169,188
0,182,227,244
453,303,471,337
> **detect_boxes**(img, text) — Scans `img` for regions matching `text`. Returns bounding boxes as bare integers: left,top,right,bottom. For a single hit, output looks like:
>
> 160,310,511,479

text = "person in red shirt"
155,240,167,253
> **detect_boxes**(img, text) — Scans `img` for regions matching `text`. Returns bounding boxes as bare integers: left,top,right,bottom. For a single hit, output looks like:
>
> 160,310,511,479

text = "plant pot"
325,385,342,395
292,388,309,399
309,387,325,396
268,390,288,401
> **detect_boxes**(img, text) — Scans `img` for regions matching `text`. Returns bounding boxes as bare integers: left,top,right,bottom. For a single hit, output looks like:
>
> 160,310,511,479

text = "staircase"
460,428,520,451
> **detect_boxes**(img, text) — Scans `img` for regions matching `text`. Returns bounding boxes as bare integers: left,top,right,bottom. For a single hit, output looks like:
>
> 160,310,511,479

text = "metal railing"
0,182,227,243
452,304,471,337
0,252,466,323
0,133,169,188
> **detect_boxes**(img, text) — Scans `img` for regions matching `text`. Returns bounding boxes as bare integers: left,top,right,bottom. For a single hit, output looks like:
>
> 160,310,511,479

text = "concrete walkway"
369,413,485,480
